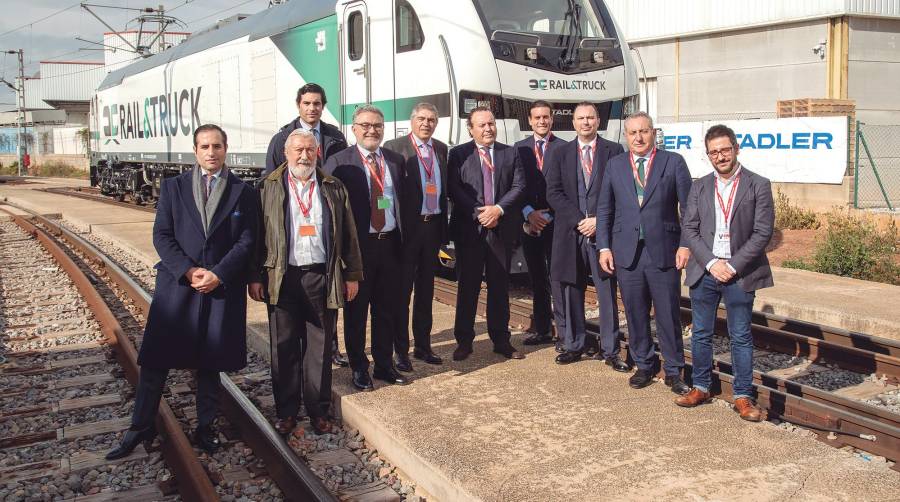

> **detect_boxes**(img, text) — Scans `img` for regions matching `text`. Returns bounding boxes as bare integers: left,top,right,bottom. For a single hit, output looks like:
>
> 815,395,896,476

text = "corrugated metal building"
606,0,900,124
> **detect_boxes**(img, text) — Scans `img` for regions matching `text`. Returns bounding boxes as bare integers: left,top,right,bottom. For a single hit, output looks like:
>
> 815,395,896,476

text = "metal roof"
97,0,336,91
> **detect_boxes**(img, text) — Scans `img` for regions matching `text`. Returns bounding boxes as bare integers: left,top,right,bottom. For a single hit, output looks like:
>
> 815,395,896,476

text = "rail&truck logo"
101,86,202,140
528,79,606,91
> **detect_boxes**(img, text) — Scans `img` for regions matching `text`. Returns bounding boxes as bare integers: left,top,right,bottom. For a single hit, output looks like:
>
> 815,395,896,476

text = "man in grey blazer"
675,124,774,422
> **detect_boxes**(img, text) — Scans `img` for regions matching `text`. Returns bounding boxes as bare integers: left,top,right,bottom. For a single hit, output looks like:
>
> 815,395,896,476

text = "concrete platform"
3,180,900,501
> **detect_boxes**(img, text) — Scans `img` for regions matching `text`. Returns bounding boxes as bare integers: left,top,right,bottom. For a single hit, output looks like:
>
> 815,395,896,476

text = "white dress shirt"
286,171,327,266
356,145,397,232
706,164,742,273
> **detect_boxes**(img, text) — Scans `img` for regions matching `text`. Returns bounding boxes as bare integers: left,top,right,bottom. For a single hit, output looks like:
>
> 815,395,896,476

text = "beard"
289,161,316,180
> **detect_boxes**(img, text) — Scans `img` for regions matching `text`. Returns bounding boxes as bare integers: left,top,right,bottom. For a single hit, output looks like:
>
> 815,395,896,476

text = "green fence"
854,122,900,211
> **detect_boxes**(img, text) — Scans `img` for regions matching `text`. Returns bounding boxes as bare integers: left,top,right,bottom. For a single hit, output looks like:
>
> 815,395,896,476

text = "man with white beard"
250,129,363,436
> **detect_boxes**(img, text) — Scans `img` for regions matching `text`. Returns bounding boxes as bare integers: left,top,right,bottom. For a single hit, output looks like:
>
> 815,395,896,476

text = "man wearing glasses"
325,105,408,390
676,124,774,421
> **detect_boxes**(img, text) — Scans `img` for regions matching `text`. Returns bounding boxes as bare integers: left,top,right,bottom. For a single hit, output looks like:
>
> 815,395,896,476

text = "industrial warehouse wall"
0,154,89,173
848,17,900,125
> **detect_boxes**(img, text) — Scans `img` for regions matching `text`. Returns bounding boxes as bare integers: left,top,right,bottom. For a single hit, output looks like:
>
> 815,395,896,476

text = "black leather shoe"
493,344,524,360
554,341,565,354
413,348,442,365
604,357,632,373
332,352,349,368
555,351,583,365
664,375,691,395
194,424,221,453
453,344,473,361
352,369,374,391
584,339,600,358
105,425,157,460
629,370,654,389
522,333,554,345
373,368,408,385
395,355,413,373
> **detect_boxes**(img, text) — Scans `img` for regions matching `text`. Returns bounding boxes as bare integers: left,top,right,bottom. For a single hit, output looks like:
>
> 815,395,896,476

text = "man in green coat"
250,129,363,435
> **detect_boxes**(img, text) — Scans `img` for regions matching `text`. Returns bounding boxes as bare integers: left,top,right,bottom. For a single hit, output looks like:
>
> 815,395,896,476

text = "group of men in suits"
106,85,776,460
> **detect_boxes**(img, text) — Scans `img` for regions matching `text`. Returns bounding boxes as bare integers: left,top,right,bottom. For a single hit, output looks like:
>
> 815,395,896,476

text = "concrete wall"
0,153,89,172
848,17,900,125
772,177,853,212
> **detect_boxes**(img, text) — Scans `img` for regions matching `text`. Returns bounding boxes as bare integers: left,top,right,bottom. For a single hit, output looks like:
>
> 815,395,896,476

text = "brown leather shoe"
675,388,711,407
274,417,296,435
311,416,335,435
733,397,763,422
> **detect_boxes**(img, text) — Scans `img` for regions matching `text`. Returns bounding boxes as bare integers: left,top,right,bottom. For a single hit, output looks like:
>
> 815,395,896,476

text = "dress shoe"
629,369,654,389
675,388,711,407
604,357,632,373
493,344,525,359
105,425,157,460
413,348,442,365
310,416,335,435
733,397,763,422
522,333,554,345
584,339,600,358
554,341,565,354
555,351,582,365
395,355,413,373
352,369,374,391
373,367,409,385
664,375,691,395
194,424,221,453
453,344,473,361
274,417,296,435
332,352,349,367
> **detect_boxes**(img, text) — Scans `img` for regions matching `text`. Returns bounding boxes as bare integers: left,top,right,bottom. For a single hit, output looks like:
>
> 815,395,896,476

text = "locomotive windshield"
472,0,623,73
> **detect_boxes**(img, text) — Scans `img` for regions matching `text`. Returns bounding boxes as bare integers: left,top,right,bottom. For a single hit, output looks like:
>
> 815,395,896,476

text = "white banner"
659,116,849,184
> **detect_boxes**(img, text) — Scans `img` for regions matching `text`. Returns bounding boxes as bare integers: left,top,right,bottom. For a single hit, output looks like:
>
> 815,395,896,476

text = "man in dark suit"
250,129,364,436
544,102,627,368
324,104,408,390
265,83,351,368
106,124,258,460
448,107,527,361
383,102,447,370
675,124,774,421
597,111,692,393
514,100,565,348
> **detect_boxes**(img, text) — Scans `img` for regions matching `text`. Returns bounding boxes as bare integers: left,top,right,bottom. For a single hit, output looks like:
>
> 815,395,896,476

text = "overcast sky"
0,0,272,106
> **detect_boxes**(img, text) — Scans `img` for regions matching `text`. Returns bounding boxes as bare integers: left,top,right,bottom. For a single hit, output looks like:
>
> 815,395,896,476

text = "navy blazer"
383,134,450,245
141,169,258,371
264,119,348,175
596,149,692,269
324,145,407,245
447,141,526,255
514,134,565,214
544,136,623,284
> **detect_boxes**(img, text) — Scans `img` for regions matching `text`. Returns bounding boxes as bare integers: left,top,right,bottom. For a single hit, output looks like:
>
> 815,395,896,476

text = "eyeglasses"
354,122,384,131
706,147,735,159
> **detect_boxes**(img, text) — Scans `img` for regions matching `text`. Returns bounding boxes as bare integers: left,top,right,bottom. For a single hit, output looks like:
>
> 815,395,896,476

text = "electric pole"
1,49,26,176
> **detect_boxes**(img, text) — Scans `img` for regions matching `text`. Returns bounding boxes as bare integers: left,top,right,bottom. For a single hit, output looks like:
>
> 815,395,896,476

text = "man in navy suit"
106,124,258,460
597,111,692,393
448,107,527,361
325,105,408,390
545,102,627,368
514,100,565,348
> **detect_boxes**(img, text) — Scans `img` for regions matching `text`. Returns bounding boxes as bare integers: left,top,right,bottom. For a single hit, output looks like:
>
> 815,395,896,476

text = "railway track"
434,277,900,471
39,187,157,214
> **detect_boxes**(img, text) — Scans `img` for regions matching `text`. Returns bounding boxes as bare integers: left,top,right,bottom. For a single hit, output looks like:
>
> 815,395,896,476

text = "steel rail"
3,201,338,502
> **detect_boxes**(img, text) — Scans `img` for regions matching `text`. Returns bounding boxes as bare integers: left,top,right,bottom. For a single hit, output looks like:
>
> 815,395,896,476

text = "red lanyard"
357,148,387,192
629,148,657,189
534,133,551,171
409,134,435,181
287,173,316,218
715,174,740,222
478,146,494,173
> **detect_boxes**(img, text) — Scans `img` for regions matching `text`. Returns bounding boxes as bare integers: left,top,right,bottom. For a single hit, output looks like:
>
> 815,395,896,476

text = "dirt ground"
765,228,820,266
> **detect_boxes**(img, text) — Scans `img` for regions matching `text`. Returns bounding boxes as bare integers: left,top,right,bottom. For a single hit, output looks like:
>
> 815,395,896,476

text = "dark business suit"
596,148,692,377
448,141,526,347
682,166,774,398
325,146,406,374
384,134,449,356
544,137,624,354
264,119,348,175
514,134,565,337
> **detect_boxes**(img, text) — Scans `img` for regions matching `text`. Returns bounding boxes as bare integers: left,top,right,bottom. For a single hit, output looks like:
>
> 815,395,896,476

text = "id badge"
713,232,731,257
299,225,316,237
425,182,438,195
377,196,392,210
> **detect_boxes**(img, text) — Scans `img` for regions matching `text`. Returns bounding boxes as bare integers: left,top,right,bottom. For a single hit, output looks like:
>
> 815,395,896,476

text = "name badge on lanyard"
359,149,393,210
288,174,317,237
712,175,740,257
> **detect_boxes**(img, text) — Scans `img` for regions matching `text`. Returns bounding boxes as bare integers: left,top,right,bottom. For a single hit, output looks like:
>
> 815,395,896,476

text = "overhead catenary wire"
0,3,81,40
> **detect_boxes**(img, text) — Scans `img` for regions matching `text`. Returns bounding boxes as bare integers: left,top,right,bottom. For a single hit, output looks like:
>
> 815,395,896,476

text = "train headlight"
592,51,604,63
526,47,538,60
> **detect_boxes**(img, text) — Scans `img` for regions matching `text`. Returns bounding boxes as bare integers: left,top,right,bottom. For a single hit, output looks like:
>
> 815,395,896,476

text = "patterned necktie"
205,173,214,199
367,153,385,231
422,143,437,212
636,157,646,197
581,145,593,186
479,146,494,206
536,139,545,170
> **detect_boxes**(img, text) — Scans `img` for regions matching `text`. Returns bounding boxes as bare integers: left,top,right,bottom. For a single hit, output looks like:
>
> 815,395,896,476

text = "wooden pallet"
777,98,855,118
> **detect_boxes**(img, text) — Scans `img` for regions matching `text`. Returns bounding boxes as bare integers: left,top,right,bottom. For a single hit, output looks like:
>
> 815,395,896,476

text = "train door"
341,2,369,141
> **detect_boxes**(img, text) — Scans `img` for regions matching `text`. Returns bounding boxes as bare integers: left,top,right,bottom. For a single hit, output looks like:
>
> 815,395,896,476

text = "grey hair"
624,111,654,129
285,128,318,148
352,104,385,122
409,102,439,121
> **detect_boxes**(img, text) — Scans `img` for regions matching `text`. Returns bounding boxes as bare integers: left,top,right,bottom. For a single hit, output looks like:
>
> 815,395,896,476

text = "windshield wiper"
561,0,582,67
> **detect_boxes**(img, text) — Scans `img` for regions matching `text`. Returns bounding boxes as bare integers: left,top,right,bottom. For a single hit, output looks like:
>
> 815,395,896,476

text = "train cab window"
396,0,424,53
348,11,364,61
